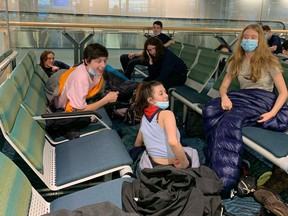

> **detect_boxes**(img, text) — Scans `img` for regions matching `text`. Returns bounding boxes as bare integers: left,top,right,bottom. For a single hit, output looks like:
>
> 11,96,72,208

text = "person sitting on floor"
39,50,70,77
134,80,200,170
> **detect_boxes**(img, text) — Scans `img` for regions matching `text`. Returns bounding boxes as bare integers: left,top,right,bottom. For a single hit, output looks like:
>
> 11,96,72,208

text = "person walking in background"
39,50,70,77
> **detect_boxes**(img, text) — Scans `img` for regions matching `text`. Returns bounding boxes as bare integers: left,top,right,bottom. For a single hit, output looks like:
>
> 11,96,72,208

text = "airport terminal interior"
0,0,288,215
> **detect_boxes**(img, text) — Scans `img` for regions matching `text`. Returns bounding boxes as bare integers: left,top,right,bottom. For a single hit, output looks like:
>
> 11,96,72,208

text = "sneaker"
254,188,288,216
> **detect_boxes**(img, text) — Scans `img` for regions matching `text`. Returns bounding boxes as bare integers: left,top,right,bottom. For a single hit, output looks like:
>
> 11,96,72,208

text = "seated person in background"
214,44,232,53
134,81,200,169
214,44,232,74
120,20,174,79
276,39,288,64
262,25,282,54
141,37,187,90
40,50,70,77
48,43,119,112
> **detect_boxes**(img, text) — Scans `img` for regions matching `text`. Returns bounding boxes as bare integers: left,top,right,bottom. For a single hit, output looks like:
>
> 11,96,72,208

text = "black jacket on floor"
122,165,223,216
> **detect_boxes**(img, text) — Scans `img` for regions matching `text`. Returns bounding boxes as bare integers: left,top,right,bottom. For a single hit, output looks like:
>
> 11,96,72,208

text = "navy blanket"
202,88,288,194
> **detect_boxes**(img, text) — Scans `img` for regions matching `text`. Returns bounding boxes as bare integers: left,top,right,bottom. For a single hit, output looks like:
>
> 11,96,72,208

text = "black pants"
143,72,187,91
120,54,144,79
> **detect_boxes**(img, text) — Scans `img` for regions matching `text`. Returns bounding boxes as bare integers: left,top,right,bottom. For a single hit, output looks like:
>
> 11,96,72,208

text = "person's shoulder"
54,60,64,65
271,34,281,41
70,64,87,77
54,60,70,68
159,109,175,117
158,33,172,41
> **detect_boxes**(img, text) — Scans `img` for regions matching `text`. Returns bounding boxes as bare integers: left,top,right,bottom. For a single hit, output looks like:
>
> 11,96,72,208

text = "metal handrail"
1,21,288,34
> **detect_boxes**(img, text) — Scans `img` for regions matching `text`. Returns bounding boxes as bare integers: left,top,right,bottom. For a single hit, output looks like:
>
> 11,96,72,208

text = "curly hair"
141,37,165,65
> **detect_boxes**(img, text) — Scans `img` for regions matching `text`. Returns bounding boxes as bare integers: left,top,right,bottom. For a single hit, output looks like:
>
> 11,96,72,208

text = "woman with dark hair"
39,50,70,77
142,37,187,90
134,80,199,169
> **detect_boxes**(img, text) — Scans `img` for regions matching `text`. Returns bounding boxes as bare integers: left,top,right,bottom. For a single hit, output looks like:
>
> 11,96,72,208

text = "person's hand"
128,52,137,59
104,91,119,103
173,158,181,168
221,96,233,111
51,66,59,72
173,158,189,168
146,50,153,65
257,112,274,123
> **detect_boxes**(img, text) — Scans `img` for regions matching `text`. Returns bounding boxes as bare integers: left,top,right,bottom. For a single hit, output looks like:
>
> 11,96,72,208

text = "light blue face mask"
88,67,97,76
156,101,169,110
241,39,258,52
265,33,269,40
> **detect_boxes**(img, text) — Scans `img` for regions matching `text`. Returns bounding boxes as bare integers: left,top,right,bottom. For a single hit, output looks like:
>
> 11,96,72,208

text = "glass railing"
1,13,288,68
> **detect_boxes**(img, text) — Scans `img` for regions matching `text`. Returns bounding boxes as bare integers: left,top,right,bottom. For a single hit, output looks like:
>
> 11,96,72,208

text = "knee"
120,54,129,62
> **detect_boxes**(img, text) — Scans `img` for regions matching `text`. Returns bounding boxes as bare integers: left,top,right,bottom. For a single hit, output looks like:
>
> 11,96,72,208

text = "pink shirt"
55,64,101,110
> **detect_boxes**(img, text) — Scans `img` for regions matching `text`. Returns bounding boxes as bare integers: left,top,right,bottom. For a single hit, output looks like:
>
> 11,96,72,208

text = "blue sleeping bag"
202,88,288,194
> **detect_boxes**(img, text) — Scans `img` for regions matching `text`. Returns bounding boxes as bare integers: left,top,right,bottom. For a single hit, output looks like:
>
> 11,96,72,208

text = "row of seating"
168,42,288,174
169,42,229,122
0,49,133,190
0,49,138,215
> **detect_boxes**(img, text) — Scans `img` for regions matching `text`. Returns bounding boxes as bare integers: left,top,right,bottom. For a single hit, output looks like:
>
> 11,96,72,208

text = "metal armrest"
40,110,102,120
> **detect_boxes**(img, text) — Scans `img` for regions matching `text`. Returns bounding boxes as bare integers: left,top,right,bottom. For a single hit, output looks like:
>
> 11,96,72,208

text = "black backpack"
184,108,205,138
102,67,139,103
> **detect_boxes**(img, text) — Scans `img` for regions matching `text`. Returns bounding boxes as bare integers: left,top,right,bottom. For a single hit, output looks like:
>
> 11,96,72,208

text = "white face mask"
88,67,97,76
156,101,169,110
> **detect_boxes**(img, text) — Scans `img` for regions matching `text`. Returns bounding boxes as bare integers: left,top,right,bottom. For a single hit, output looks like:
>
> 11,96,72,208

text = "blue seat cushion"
242,127,288,158
171,85,211,104
50,178,134,211
55,129,132,186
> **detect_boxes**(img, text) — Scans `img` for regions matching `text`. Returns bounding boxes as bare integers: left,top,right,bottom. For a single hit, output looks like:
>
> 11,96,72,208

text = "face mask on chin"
88,67,97,76
156,101,169,110
241,39,258,52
